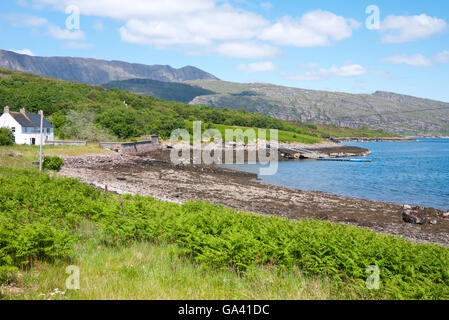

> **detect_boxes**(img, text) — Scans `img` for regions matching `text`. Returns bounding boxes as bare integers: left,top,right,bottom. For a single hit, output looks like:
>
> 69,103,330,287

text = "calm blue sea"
222,138,449,210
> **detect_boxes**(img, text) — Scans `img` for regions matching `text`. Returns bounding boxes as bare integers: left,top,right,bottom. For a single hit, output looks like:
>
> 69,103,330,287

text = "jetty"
317,158,372,163
278,144,330,160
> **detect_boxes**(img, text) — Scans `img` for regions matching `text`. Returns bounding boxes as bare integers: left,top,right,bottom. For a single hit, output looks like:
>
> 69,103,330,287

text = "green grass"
3,241,345,300
1,166,449,300
291,122,398,138
184,121,323,144
0,144,112,169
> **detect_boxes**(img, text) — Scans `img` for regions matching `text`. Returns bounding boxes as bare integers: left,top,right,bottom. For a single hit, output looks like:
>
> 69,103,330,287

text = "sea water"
222,138,449,210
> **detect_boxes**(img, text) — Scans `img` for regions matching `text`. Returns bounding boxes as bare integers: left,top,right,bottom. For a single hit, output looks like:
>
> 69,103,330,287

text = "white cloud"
16,0,28,7
435,51,449,63
285,64,366,81
31,0,360,59
380,14,447,43
324,64,366,77
260,2,272,11
3,14,48,27
117,6,269,49
215,42,280,59
9,48,35,56
383,51,449,67
383,54,433,67
31,0,215,19
299,62,320,69
260,11,360,47
65,42,93,49
237,61,276,73
47,26,85,40
93,20,105,32
4,12,87,43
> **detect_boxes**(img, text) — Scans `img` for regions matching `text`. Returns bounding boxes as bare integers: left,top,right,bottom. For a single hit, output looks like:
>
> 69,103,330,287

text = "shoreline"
330,137,417,142
59,152,449,246
159,141,372,161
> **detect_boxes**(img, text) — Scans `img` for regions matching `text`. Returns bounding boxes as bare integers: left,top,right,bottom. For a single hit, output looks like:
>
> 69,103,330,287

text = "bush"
43,156,63,171
0,128,14,146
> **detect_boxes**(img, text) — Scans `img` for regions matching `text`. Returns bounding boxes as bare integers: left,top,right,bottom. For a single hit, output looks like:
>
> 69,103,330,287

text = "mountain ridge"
184,80,449,136
1,49,448,136
0,49,219,85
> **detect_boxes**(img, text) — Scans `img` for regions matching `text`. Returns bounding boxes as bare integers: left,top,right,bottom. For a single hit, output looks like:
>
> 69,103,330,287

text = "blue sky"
1,0,449,101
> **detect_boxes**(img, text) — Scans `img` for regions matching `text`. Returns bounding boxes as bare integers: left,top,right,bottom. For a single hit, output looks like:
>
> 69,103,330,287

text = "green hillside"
0,68,394,143
102,78,216,103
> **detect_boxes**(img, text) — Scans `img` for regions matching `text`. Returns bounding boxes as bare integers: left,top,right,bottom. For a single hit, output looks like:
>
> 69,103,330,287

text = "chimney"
3,106,9,114
20,108,26,115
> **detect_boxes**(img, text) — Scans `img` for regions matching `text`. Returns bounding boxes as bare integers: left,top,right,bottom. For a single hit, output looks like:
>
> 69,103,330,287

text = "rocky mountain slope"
0,49,219,85
186,80,449,136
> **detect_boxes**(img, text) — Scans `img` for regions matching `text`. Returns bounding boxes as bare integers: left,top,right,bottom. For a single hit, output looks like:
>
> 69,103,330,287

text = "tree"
0,128,14,146
59,110,115,141
95,108,143,139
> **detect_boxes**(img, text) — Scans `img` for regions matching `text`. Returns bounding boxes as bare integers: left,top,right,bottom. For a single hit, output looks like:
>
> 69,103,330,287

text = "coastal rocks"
312,146,371,158
402,206,442,225
58,152,449,246
332,137,417,143
402,210,426,225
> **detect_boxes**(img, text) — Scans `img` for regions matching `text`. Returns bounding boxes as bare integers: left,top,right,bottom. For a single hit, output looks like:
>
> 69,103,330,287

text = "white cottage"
0,106,54,145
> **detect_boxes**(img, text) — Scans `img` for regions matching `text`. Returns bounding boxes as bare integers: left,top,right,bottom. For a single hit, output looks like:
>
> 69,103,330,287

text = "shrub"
43,156,63,171
0,128,14,146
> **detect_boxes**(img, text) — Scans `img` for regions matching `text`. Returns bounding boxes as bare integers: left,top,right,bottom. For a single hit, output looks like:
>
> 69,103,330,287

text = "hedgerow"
0,167,448,299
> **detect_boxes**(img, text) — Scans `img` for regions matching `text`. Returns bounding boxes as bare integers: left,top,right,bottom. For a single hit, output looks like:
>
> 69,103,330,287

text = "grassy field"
0,143,112,169
292,122,398,138
1,166,449,300
3,241,346,300
184,121,323,144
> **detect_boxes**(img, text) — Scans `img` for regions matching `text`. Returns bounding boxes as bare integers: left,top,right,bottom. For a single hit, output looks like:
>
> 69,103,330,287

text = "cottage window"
12,127,15,132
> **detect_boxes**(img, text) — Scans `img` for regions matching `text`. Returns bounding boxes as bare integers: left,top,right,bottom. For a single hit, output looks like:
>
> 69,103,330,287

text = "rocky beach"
59,148,449,246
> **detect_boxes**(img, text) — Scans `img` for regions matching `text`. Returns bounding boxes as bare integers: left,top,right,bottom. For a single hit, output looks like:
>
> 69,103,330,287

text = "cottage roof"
10,112,53,128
